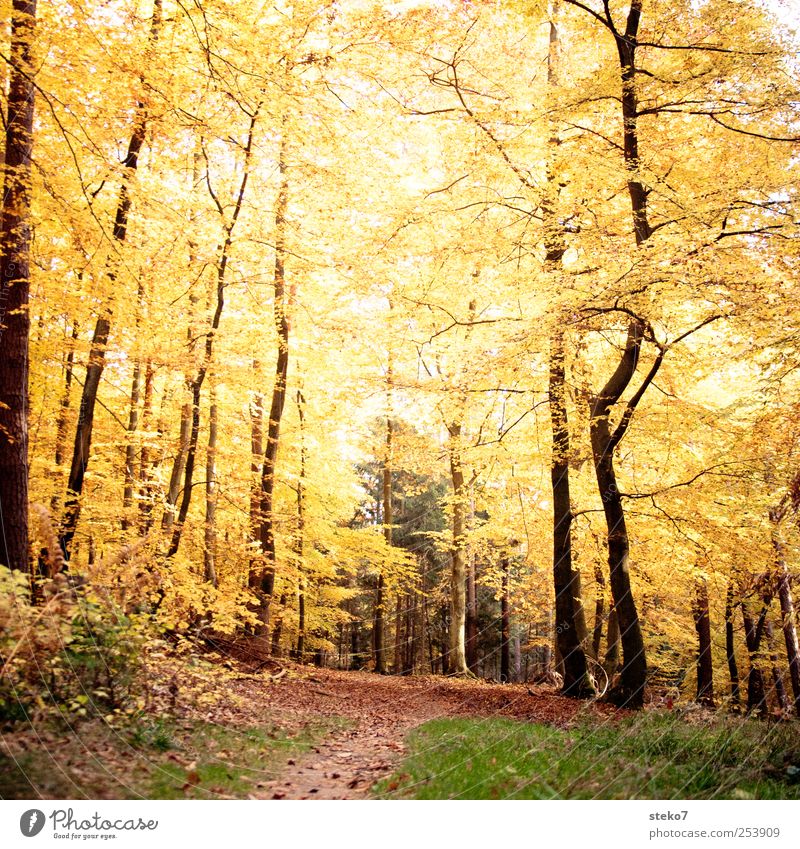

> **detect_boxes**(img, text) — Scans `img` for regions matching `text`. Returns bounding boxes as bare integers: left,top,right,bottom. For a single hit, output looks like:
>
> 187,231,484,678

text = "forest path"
230,665,621,800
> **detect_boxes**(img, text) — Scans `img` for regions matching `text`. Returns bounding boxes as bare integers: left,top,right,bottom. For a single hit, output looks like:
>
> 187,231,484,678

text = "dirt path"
230,666,621,800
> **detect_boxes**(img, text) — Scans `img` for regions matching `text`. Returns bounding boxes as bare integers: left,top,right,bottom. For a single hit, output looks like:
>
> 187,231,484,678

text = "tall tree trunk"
168,110,258,559
591,562,605,660
466,546,478,672
543,7,593,699
50,322,79,514
255,133,289,636
203,382,218,586
60,1,162,559
0,0,37,572
692,577,715,707
161,401,190,531
550,334,594,697
294,389,306,659
605,604,620,678
771,516,800,716
725,580,741,711
137,361,156,532
568,0,663,710
765,618,789,713
742,600,768,717
587,322,649,707
447,421,470,675
375,415,392,674
500,557,510,683
121,357,142,532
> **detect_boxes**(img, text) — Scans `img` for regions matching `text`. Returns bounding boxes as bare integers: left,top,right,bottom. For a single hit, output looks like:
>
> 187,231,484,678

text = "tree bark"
294,389,306,659
692,577,715,707
500,557,511,683
725,580,741,711
447,421,470,675
0,0,37,572
771,517,800,716
255,133,289,636
203,382,218,586
587,323,648,707
765,617,789,713
50,322,79,514
742,600,768,717
550,333,594,697
591,562,605,660
466,540,478,672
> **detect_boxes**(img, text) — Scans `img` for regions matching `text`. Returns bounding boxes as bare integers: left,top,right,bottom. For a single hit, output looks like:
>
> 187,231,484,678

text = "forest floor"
237,665,621,799
2,656,798,800
0,657,619,800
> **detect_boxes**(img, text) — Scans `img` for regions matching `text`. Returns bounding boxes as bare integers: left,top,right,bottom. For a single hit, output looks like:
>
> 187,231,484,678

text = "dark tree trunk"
162,400,190,531
742,601,768,717
693,577,715,707
255,133,289,636
765,618,789,713
725,580,741,711
771,518,800,716
203,383,218,586
294,389,306,660
550,334,593,697
137,361,157,533
605,603,620,678
50,322,79,514
121,356,142,532
0,0,36,573
588,332,648,707
500,557,511,683
60,1,162,558
591,562,605,660
374,415,392,674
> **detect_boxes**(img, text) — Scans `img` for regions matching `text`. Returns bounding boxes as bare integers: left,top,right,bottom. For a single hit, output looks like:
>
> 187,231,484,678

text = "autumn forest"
2,0,800,802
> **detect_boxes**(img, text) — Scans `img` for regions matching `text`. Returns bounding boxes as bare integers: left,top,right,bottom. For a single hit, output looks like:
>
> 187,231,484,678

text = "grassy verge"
0,715,343,799
375,713,800,800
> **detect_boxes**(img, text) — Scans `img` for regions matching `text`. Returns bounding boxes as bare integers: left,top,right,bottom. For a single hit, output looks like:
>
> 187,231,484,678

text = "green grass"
0,715,343,799
374,712,800,800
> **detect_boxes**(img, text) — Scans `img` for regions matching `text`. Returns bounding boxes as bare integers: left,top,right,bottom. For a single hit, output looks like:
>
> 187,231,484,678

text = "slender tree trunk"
466,547,478,672
0,0,37,572
203,382,218,586
60,1,162,558
121,357,142,531
771,517,800,716
692,577,715,707
765,618,789,713
725,580,741,711
162,401,190,531
588,323,648,708
50,322,79,514
169,110,258,560
543,8,592,698
605,604,620,678
500,557,510,683
591,562,605,660
255,133,289,636
375,415,392,674
742,601,768,717
137,361,156,532
447,421,470,675
294,389,306,659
